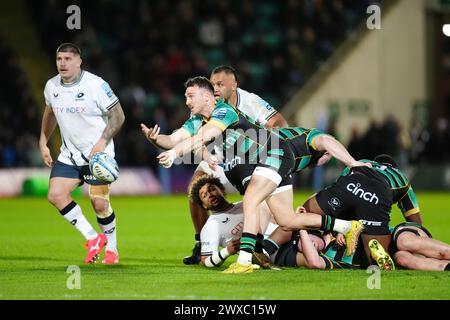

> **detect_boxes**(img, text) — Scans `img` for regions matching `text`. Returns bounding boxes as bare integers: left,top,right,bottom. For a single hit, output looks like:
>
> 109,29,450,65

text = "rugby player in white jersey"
142,65,288,265
188,175,278,268
39,43,125,264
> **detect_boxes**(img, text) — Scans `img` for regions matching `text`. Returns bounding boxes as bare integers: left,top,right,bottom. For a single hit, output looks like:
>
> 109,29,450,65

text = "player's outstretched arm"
157,123,222,168
299,230,326,269
39,106,57,167
141,123,191,150
313,134,372,169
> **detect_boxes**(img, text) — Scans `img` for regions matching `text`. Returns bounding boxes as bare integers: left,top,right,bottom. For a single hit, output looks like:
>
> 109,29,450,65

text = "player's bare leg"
394,251,450,271
224,175,277,273
90,185,118,264
48,177,101,263
396,230,450,260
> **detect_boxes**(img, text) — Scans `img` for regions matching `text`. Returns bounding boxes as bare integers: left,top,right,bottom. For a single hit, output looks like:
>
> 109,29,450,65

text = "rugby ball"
89,152,119,183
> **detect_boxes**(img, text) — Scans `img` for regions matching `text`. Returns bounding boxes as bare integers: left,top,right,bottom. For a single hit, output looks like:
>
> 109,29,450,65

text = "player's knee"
394,251,411,268
47,189,68,207
91,198,109,214
438,247,450,259
396,234,419,252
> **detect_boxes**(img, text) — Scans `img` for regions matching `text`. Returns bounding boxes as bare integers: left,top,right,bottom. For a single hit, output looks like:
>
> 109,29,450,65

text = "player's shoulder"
45,74,61,89
236,87,274,111
81,70,103,85
212,99,237,115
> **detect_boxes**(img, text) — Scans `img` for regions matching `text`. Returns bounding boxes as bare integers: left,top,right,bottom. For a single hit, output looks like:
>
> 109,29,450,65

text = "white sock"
333,219,351,234
60,201,97,240
97,212,117,253
237,251,253,265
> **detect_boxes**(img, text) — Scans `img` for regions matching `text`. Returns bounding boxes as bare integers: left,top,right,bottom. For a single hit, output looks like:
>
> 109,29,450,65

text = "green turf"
0,192,449,300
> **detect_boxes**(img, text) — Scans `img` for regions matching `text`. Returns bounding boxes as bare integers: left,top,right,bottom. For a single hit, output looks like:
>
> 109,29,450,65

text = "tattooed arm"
89,102,125,157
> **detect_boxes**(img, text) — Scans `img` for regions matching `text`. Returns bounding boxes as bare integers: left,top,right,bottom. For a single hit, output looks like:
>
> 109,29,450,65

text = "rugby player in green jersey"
142,76,370,273
262,154,423,270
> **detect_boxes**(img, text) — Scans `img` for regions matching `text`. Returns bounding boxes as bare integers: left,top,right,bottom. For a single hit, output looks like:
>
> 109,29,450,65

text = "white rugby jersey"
200,202,278,256
235,88,277,126
44,70,119,166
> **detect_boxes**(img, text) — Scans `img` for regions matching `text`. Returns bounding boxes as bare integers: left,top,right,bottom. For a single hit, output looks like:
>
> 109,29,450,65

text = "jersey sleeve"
181,115,203,136
200,219,220,256
208,102,239,131
43,81,52,107
247,93,277,126
306,128,326,151
93,78,119,113
397,185,420,218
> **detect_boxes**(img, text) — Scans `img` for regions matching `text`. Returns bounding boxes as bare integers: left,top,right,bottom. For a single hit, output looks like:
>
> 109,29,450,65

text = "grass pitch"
0,192,449,300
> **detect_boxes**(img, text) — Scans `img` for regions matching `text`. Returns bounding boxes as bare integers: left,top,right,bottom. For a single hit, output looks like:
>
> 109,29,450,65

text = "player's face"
210,72,237,101
56,52,82,82
297,234,326,252
199,183,225,210
185,86,208,115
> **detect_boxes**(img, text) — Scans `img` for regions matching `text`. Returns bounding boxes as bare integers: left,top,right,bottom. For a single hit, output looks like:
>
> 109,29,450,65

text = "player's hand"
350,160,372,168
316,152,332,167
39,145,54,167
89,139,107,158
226,239,241,255
336,233,346,246
141,123,160,145
295,206,307,214
157,149,176,168
207,155,219,171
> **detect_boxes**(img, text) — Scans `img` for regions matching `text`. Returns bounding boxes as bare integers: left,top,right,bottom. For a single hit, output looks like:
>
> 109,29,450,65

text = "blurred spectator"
6,1,391,173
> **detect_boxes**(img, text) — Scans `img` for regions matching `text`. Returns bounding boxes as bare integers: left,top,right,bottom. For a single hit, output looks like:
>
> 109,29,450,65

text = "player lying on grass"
188,175,278,268
261,154,422,270
253,205,371,270
390,222,450,271
267,220,450,272
143,76,367,274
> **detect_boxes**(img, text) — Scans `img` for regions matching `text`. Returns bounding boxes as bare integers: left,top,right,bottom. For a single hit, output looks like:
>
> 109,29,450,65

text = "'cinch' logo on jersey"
346,183,379,204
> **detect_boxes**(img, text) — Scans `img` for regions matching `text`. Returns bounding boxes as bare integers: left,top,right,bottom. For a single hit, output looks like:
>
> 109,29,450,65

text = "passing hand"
157,149,177,168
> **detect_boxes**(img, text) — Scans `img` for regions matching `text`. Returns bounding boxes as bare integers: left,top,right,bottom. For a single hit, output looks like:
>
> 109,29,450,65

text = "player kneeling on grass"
189,175,277,269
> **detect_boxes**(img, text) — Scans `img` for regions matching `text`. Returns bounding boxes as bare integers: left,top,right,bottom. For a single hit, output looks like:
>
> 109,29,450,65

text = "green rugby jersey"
340,160,420,218
181,99,269,170
181,100,328,173
271,127,326,172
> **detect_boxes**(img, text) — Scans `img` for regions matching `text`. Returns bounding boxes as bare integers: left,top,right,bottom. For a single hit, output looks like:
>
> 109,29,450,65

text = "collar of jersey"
60,70,84,87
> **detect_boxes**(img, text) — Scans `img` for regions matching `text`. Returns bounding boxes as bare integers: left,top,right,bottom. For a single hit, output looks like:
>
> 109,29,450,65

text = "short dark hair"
374,154,398,168
56,43,81,56
211,65,238,82
184,76,214,94
188,175,226,207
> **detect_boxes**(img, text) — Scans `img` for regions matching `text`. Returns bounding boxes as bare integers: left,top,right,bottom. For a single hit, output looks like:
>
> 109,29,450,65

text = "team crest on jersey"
328,197,341,210
75,92,85,100
213,108,227,120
